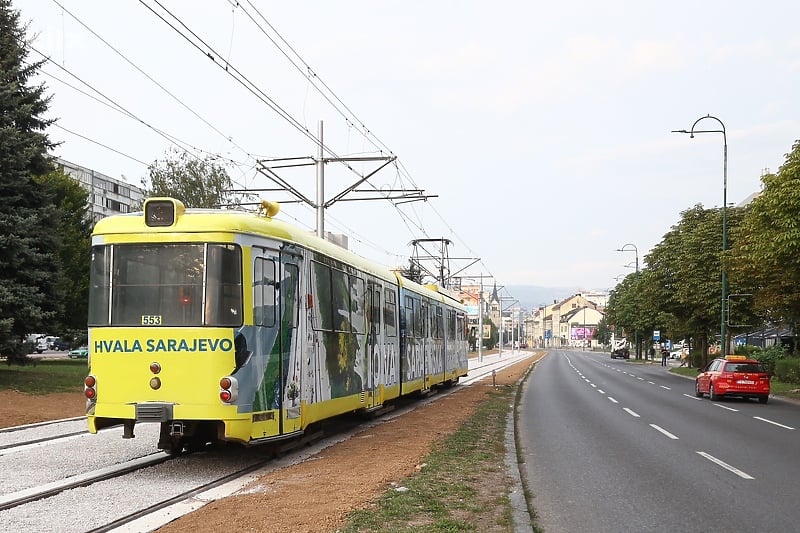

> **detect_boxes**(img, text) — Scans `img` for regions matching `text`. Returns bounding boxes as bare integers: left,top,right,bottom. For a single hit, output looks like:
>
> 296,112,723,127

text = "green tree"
606,272,651,358
143,148,239,208
594,316,611,346
641,206,722,365
34,168,92,334
730,140,800,353
0,0,60,363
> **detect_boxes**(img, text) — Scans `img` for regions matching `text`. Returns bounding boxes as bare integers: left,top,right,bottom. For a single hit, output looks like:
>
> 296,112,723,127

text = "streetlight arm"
616,243,639,273
673,113,729,354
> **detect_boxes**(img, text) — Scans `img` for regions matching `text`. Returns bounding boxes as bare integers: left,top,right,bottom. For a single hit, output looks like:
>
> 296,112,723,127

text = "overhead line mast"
255,121,435,239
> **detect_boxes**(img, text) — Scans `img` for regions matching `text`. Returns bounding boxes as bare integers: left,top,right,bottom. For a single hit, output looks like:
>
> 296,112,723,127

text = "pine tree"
0,0,62,363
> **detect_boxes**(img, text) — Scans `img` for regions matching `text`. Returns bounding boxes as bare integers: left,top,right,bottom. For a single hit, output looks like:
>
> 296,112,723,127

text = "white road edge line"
696,451,754,479
753,416,795,430
650,424,679,439
623,408,640,418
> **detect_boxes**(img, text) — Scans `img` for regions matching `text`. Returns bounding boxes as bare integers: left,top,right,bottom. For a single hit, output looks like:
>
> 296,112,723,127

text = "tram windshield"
88,243,242,327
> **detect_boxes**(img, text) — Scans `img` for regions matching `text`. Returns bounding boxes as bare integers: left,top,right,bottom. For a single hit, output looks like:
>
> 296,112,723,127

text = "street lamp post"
672,115,728,354
616,243,639,273
616,243,639,358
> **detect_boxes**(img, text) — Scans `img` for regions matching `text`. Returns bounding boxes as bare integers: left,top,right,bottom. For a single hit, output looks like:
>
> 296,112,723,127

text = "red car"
695,355,770,403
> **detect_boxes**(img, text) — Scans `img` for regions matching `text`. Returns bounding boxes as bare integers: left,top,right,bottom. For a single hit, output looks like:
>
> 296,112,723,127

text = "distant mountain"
504,285,582,311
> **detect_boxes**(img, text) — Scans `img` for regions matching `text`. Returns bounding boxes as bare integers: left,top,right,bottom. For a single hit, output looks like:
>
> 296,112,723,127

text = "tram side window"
447,309,456,341
331,268,351,332
311,261,333,331
88,246,111,326
206,244,243,326
457,312,466,341
416,299,425,338
283,263,299,328
254,257,276,327
384,287,397,337
404,295,416,338
433,306,443,339
350,276,365,334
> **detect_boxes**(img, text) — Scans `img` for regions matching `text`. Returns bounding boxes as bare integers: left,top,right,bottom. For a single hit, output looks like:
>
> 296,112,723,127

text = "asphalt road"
517,350,800,533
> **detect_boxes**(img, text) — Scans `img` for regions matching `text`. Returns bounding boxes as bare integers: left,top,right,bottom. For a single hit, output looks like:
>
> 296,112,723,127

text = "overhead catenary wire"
140,1,435,245
232,1,429,203
52,123,150,167
25,44,255,191
25,7,412,262
139,0,342,161
223,3,484,279
33,3,505,293
49,0,255,168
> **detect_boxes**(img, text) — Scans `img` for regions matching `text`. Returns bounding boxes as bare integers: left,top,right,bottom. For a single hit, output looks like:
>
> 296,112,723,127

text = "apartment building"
55,157,146,224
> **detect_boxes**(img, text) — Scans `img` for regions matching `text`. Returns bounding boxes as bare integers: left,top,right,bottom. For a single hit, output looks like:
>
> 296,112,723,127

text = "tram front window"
88,243,242,327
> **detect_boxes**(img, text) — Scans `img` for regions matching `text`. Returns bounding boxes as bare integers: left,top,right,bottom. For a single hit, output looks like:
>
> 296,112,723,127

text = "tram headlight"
144,198,185,227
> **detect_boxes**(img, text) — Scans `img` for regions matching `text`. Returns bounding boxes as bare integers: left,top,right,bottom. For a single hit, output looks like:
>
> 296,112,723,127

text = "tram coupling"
169,421,185,437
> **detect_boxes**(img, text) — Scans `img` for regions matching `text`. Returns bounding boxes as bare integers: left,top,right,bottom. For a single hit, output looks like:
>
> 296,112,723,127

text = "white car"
670,348,689,359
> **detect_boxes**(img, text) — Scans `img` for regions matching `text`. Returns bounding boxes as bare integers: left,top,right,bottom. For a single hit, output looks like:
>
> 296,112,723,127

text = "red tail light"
219,376,238,403
84,374,97,400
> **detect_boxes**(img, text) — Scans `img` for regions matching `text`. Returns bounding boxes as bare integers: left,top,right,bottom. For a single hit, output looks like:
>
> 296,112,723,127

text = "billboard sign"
571,327,596,340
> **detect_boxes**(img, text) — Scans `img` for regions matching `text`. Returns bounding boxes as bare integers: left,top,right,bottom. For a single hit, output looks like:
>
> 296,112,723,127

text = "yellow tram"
84,198,468,453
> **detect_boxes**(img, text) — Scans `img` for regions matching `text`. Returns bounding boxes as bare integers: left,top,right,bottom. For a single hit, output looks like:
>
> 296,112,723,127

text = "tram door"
278,251,301,432
366,281,381,405
421,300,429,391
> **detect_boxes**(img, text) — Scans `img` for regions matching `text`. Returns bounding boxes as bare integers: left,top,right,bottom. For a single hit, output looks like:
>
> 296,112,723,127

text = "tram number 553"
141,315,163,326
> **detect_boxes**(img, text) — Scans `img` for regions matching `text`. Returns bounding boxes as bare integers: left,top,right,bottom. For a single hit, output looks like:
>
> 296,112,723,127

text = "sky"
18,1,800,300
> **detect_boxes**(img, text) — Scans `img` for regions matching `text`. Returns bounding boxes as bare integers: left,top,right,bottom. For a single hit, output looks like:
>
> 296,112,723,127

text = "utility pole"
250,120,437,240
456,273,494,362
408,238,479,287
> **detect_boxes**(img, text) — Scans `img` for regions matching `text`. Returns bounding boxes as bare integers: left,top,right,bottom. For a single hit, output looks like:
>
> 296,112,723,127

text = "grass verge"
336,384,520,532
0,359,87,394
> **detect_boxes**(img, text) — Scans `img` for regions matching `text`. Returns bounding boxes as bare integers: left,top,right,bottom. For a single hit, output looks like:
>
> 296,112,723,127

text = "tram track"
0,429,88,455
0,453,170,512
88,458,270,533
96,355,536,531
0,416,85,434
1,353,537,532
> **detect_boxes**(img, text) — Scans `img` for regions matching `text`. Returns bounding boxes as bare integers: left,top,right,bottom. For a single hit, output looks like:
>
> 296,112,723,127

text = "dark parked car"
51,339,69,351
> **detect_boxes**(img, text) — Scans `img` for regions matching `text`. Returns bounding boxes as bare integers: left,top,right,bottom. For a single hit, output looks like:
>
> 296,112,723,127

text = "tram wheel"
163,437,185,456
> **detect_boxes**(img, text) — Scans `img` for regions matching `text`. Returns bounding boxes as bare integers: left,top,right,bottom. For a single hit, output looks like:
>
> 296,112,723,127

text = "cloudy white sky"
19,1,800,294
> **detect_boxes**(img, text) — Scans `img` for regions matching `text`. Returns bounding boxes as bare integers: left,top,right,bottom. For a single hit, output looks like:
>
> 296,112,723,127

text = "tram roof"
94,207,398,278
93,201,465,310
